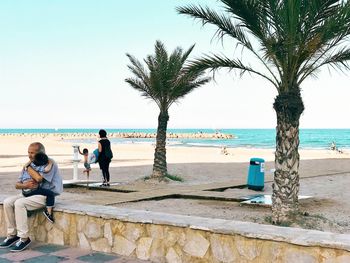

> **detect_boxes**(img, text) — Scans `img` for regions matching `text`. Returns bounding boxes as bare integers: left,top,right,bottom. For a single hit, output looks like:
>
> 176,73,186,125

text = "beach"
0,133,349,173
1,134,350,234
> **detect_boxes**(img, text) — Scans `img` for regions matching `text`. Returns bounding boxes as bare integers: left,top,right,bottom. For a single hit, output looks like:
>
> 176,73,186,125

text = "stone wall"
0,200,350,263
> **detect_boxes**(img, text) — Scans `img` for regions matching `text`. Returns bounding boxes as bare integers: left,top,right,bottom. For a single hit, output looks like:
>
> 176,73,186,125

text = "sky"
0,0,349,129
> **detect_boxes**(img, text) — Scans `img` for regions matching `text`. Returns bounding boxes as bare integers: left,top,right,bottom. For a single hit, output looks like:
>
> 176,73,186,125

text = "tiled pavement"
0,238,150,263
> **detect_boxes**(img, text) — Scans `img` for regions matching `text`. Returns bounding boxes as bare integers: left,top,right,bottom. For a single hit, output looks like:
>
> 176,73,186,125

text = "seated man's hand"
23,179,38,189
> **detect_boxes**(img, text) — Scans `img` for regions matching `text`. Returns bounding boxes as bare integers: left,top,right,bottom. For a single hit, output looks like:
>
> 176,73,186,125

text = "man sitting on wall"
0,142,63,252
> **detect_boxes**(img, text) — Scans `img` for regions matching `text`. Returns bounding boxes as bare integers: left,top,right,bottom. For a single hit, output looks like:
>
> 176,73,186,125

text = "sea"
1,129,349,150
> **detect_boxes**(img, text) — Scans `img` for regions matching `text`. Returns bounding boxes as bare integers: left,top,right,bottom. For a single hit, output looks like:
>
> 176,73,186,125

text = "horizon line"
0,127,350,130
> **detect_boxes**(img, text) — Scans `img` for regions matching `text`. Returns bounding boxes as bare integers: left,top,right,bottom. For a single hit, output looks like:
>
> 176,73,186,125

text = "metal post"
72,145,80,181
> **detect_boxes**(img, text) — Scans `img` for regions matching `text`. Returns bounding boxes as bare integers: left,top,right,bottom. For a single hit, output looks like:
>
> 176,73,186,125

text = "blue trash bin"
247,158,265,191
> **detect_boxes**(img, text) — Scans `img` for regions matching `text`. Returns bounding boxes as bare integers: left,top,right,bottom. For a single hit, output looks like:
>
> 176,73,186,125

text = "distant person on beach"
20,152,56,224
330,141,337,151
221,146,229,155
330,141,343,153
97,129,113,187
0,142,62,252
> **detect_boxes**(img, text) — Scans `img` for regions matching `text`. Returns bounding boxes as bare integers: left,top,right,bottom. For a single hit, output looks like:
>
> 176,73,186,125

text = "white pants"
3,194,46,238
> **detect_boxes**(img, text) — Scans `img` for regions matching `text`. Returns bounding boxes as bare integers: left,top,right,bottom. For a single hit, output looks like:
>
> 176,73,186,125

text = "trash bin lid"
249,157,265,163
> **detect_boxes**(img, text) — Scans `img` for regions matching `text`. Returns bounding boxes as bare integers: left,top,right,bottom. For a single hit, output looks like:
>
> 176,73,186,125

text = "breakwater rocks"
0,132,234,139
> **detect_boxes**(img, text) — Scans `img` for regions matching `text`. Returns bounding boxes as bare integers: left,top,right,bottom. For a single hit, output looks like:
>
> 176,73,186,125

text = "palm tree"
125,41,210,179
178,0,350,224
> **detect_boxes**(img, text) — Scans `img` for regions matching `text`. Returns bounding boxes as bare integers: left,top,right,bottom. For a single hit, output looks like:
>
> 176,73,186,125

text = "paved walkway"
0,239,150,263
62,158,350,206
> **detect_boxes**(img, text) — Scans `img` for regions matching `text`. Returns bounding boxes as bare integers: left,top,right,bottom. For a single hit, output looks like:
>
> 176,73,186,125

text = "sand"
0,135,348,173
114,174,350,233
0,135,350,234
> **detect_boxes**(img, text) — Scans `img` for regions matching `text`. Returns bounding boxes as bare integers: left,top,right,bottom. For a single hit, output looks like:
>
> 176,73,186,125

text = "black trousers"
100,162,110,183
23,188,56,207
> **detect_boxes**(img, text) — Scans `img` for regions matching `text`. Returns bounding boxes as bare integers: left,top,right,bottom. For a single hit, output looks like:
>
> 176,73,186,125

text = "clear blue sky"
0,0,349,129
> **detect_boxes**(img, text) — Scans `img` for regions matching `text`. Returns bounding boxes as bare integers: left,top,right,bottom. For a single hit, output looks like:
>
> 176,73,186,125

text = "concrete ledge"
0,194,349,262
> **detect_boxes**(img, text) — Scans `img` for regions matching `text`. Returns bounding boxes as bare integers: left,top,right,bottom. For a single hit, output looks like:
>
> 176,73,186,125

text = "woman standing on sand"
97,129,113,186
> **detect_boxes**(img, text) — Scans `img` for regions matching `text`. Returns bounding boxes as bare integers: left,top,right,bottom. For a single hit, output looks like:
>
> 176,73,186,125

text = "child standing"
78,147,91,187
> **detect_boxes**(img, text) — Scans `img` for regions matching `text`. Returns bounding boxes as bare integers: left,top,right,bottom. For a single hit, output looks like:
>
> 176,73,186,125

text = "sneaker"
0,236,20,248
10,238,31,252
43,209,55,223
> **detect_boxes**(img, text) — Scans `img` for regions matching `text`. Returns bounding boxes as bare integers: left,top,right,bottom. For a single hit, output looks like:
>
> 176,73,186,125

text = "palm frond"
177,5,253,51
177,2,281,86
319,47,350,70
125,41,210,110
125,77,161,108
187,53,278,88
168,68,211,106
178,0,350,92
126,54,151,85
298,47,350,83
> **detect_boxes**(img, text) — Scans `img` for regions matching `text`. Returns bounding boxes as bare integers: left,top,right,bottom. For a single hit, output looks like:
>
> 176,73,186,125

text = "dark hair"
33,152,49,166
99,129,107,138
83,148,89,154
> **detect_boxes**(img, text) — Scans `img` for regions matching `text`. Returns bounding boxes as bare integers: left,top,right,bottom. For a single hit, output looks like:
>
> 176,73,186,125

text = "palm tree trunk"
272,90,304,224
152,111,169,178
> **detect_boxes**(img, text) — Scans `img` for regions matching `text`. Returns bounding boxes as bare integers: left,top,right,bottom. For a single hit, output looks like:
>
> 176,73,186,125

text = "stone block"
177,232,186,247
320,248,336,262
55,212,70,234
32,212,39,228
210,234,236,262
0,209,5,236
84,221,102,239
284,250,317,263
259,241,283,262
45,220,53,232
78,232,91,249
235,237,262,261
28,216,35,230
166,247,182,263
183,231,210,258
148,224,165,239
91,237,111,253
111,221,126,235
35,225,47,242
112,235,136,256
336,255,350,263
164,231,180,248
150,238,166,262
77,215,88,232
136,237,153,260
38,212,46,224
104,222,113,246
47,227,64,245
123,223,144,242
67,215,78,246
